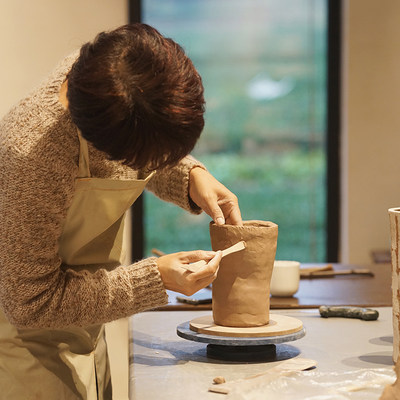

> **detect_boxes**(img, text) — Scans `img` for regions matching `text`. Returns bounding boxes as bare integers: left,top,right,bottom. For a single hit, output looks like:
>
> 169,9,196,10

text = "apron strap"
77,132,91,178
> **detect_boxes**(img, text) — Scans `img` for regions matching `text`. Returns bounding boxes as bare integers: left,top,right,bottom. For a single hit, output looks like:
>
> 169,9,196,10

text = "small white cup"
270,260,300,297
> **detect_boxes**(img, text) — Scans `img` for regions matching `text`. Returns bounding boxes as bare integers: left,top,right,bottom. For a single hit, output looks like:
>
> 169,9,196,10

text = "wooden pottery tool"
183,240,246,273
300,264,333,276
301,265,374,278
151,248,165,257
208,357,317,394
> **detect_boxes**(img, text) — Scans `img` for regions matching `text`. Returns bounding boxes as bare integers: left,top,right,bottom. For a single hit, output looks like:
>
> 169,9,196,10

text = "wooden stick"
151,248,165,257
183,241,246,273
301,268,374,278
300,264,333,275
221,240,246,258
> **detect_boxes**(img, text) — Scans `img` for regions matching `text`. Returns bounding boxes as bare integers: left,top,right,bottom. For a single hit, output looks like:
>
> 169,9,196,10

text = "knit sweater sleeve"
145,155,206,214
0,57,168,329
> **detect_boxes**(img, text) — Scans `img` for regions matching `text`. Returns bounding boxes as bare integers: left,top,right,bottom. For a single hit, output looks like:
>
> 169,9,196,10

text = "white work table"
129,307,395,399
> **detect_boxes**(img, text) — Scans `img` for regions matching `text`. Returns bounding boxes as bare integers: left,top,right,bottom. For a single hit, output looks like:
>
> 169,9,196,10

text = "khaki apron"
0,133,154,400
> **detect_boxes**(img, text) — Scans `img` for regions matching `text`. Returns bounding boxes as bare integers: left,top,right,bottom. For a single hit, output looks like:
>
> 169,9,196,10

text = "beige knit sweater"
0,52,204,329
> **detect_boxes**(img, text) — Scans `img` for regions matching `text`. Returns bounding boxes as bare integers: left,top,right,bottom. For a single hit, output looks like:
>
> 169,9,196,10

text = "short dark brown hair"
66,23,205,170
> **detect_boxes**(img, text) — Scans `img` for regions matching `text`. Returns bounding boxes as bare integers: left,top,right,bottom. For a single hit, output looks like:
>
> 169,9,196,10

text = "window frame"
129,0,341,262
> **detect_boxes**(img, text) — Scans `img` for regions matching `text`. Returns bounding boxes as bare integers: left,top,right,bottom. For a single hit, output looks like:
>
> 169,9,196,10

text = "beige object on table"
389,207,400,363
382,208,400,400
270,260,300,297
210,220,278,327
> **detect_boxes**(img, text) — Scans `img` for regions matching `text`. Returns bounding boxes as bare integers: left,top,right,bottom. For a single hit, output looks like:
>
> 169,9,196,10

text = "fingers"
190,274,216,293
212,205,242,226
188,168,243,227
180,250,216,264
218,196,243,226
208,192,242,227
156,250,222,297
225,207,243,226
190,251,222,280
183,253,222,295
210,205,225,226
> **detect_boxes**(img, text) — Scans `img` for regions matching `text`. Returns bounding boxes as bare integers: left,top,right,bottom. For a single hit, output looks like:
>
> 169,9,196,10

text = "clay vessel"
210,220,278,327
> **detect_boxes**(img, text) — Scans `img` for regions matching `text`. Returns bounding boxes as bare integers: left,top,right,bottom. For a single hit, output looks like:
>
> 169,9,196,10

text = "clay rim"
210,220,278,230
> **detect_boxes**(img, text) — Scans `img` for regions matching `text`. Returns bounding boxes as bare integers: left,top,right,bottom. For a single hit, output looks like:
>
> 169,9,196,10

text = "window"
132,0,337,262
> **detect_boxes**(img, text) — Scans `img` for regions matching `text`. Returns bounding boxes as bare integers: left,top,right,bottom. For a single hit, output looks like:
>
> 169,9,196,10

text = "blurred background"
1,0,400,264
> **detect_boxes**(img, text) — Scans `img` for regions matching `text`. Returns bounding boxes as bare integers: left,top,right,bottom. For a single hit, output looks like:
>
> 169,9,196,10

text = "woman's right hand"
156,250,222,296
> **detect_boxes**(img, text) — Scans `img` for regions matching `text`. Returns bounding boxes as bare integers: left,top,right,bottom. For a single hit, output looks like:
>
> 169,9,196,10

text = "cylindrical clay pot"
210,220,278,327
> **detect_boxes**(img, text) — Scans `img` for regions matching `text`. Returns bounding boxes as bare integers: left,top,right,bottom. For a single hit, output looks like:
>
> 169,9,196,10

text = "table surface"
129,307,395,399
157,263,392,311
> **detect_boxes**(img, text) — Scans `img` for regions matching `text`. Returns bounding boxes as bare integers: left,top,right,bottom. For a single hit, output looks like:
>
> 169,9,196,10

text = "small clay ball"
213,376,226,384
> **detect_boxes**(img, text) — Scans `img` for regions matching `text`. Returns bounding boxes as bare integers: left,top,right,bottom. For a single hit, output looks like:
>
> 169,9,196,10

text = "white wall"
0,0,132,260
0,0,128,118
0,2,130,397
341,0,400,263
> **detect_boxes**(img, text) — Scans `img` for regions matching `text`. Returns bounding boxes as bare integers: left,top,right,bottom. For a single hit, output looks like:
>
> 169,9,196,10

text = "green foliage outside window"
144,0,327,262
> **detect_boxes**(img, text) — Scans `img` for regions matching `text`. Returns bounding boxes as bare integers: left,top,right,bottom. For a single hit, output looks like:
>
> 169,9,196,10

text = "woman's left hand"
189,167,243,226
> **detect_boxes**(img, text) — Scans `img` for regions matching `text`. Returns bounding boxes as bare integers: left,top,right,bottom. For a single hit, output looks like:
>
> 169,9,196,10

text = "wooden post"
389,208,400,362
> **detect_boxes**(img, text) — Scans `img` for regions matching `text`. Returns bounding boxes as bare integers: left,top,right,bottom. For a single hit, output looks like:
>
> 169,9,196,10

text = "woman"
0,24,242,399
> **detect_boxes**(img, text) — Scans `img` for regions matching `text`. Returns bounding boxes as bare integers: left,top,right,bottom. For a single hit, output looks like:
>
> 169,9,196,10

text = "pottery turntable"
177,313,305,362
